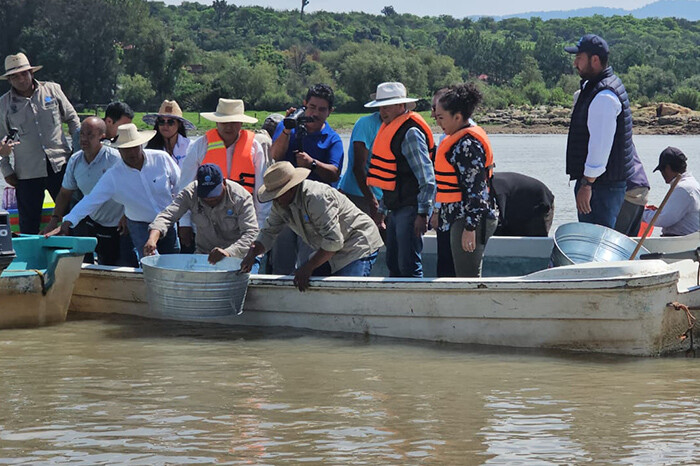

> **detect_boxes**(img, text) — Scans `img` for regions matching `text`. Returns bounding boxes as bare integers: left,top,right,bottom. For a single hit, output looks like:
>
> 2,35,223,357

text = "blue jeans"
312,251,378,277
575,180,626,229
386,205,423,278
127,219,180,261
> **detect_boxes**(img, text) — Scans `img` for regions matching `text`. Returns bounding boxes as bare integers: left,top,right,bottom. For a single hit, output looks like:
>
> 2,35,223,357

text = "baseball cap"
197,163,224,197
654,146,687,172
565,34,609,58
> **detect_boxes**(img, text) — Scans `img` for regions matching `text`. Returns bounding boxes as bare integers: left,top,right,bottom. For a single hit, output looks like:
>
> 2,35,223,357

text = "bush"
547,87,570,106
523,82,548,106
256,90,293,110
672,87,699,110
115,74,155,111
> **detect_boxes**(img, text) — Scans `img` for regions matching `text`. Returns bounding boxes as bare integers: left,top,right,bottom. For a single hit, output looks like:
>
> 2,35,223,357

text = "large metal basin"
141,254,249,318
551,222,650,266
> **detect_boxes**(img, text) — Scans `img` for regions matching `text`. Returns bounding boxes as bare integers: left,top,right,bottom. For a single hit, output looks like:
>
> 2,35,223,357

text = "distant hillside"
496,0,700,20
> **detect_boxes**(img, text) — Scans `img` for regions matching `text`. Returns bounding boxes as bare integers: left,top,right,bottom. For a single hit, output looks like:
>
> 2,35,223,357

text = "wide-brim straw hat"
201,98,258,124
113,123,156,149
364,82,418,110
258,161,310,203
142,99,196,131
1,53,42,79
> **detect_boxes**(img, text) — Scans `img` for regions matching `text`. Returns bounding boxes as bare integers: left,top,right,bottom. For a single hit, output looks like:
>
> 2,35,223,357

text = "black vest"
382,119,429,210
566,67,635,183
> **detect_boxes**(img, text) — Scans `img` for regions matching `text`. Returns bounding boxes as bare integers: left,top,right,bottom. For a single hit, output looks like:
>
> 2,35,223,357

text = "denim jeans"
271,226,316,275
312,251,378,277
385,205,423,278
127,219,180,261
574,179,626,229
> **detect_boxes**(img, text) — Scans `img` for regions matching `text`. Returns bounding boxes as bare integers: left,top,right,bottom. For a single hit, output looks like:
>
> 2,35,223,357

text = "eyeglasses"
157,118,177,126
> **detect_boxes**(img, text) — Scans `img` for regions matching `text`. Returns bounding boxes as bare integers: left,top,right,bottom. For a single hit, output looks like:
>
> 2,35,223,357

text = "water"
340,133,700,233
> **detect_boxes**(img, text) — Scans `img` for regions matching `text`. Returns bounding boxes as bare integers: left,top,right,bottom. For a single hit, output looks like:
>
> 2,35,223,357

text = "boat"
1,235,97,328
68,232,700,356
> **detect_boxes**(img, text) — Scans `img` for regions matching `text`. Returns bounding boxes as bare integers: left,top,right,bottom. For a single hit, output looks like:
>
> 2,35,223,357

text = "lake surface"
2,134,699,464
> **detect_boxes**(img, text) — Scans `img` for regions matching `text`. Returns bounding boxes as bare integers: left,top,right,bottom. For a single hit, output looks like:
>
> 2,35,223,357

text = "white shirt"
579,87,622,178
62,145,124,227
642,172,700,236
64,149,180,226
157,134,191,167
179,133,270,228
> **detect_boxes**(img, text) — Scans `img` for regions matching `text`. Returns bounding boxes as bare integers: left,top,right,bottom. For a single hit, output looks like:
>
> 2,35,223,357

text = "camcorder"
283,107,315,151
5,128,19,143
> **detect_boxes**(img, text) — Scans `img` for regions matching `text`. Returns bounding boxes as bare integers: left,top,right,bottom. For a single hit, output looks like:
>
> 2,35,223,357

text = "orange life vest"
434,125,494,203
202,128,255,193
367,112,435,191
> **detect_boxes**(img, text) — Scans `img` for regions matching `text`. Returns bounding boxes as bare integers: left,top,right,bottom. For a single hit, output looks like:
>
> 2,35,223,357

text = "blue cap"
565,34,609,58
197,164,224,198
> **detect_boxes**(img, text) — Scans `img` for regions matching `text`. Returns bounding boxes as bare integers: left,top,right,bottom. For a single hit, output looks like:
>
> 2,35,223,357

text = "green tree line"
2,0,700,112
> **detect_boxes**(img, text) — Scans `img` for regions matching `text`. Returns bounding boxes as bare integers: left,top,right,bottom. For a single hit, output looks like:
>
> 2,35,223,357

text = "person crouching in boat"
144,163,259,267
432,82,499,277
240,162,383,291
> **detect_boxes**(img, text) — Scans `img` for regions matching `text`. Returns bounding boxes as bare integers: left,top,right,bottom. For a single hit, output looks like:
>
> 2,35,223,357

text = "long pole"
629,174,682,260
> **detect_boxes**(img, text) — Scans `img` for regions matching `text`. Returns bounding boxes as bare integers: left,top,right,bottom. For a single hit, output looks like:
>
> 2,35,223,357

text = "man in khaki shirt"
146,164,259,266
0,53,80,233
241,162,383,291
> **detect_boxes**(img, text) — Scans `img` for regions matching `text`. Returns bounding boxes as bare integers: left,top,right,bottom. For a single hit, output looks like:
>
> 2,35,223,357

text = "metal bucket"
141,254,250,318
551,222,650,267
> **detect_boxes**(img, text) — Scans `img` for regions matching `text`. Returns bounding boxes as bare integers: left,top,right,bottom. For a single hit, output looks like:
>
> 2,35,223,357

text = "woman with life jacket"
433,83,499,277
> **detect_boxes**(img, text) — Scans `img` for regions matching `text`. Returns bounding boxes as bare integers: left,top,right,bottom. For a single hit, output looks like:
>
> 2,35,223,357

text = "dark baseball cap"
654,146,687,172
197,163,224,197
565,34,609,58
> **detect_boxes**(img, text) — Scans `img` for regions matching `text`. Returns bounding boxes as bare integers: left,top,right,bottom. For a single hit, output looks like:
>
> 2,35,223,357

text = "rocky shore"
475,102,700,135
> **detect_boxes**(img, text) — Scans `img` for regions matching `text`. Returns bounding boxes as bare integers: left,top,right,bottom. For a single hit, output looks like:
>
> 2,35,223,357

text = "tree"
116,74,155,110
300,0,309,19
381,6,397,16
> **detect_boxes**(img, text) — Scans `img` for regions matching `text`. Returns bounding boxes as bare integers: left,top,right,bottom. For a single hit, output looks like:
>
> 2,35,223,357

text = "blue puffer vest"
566,67,635,183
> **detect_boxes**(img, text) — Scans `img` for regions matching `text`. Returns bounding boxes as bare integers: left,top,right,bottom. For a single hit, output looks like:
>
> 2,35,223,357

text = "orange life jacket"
202,128,255,193
367,112,435,191
434,125,494,203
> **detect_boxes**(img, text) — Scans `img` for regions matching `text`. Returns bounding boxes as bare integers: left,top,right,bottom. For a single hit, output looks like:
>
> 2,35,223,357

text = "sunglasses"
157,118,178,126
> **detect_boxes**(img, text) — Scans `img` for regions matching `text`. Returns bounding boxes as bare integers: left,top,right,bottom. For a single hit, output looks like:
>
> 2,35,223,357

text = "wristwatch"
580,178,594,188
310,160,317,171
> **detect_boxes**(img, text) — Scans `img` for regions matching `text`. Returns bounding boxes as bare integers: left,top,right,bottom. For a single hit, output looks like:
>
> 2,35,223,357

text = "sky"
162,0,657,17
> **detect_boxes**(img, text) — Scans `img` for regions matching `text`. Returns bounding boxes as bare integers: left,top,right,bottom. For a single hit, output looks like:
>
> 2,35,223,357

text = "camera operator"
270,84,343,187
268,83,344,274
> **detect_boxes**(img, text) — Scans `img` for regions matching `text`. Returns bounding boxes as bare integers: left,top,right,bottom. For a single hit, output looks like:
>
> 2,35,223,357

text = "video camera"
283,107,314,130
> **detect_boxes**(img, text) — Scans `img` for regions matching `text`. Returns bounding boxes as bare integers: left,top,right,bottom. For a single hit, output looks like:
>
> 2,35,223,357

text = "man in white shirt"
565,34,634,228
178,98,270,249
47,124,181,259
42,117,124,265
642,147,700,237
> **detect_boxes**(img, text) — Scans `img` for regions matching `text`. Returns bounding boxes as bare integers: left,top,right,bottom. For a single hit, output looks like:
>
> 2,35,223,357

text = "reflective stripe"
202,129,256,193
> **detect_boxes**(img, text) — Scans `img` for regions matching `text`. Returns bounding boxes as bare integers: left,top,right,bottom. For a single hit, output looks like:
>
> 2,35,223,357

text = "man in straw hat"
240,162,383,291
0,52,80,233
146,163,259,266
641,147,700,237
365,81,436,278
178,98,270,248
46,124,181,259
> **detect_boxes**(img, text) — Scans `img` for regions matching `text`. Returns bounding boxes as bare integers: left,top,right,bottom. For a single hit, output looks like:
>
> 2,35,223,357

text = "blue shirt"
338,112,383,200
272,121,344,188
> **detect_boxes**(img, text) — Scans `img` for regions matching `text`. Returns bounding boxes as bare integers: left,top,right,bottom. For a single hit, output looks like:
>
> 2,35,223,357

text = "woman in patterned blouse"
433,83,499,277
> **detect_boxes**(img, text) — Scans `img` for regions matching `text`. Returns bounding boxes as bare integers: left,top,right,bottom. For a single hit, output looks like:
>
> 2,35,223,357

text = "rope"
668,301,697,347
8,269,47,295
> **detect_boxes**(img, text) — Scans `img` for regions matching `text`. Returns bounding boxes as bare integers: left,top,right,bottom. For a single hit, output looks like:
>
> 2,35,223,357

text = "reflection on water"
1,314,699,464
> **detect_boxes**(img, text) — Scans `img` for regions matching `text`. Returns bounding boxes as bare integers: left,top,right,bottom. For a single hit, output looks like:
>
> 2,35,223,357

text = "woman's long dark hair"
146,119,187,151
438,82,483,121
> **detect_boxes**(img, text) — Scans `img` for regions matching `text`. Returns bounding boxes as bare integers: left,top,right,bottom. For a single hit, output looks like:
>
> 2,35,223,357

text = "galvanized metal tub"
141,254,250,318
551,222,650,266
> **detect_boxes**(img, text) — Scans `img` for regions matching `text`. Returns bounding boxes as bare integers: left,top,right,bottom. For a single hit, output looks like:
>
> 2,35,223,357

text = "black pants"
73,216,121,266
15,160,65,234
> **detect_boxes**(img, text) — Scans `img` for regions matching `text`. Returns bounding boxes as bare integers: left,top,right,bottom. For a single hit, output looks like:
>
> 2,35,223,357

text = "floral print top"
438,133,499,232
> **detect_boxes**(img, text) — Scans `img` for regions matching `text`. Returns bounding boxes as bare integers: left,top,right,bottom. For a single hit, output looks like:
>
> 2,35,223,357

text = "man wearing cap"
365,82,436,278
641,147,700,237
178,98,270,247
145,164,259,265
0,53,80,234
564,34,635,229
41,117,124,265
240,162,383,291
46,124,181,258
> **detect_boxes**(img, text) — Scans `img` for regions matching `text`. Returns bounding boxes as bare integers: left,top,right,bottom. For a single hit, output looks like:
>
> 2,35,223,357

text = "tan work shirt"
149,179,259,258
0,80,80,179
257,180,384,272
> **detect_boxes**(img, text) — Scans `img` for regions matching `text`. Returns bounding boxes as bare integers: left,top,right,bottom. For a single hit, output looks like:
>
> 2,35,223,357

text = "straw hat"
1,53,42,79
112,123,156,149
258,162,310,203
201,98,258,124
364,82,417,110
142,100,196,131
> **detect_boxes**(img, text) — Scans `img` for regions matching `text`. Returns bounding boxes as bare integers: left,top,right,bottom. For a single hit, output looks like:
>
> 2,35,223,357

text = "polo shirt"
338,112,383,199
